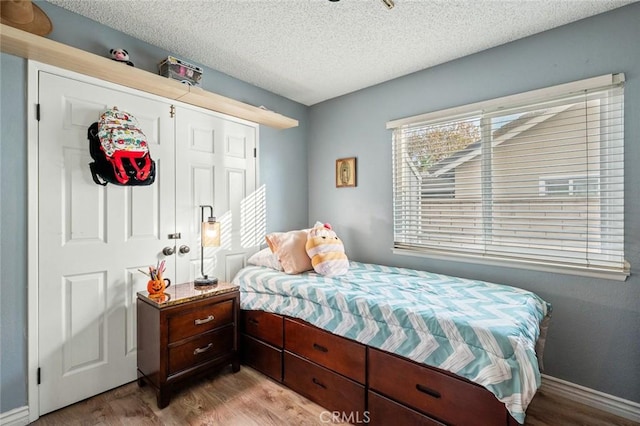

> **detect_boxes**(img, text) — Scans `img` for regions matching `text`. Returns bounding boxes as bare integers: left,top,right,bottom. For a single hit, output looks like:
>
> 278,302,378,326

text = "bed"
233,260,551,425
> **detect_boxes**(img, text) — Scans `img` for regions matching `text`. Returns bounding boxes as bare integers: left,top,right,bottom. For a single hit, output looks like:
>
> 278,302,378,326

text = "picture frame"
336,157,357,188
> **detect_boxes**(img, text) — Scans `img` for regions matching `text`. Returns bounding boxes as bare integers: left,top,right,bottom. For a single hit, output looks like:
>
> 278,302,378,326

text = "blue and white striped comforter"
233,261,551,424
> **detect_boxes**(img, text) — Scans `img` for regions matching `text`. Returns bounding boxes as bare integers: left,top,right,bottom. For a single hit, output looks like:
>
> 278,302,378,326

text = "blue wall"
0,54,28,414
2,0,639,416
0,1,308,412
309,3,640,403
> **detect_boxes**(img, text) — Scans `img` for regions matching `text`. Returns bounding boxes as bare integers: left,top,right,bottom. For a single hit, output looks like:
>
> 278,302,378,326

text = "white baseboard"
0,406,29,426
541,374,640,423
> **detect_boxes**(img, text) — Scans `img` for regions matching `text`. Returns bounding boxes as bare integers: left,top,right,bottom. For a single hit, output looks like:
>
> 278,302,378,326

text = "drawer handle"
194,315,215,325
416,384,441,399
248,318,259,326
193,343,213,355
312,377,327,389
312,343,328,353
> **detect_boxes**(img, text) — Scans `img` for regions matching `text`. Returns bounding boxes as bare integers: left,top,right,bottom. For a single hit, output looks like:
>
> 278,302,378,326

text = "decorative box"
158,56,203,86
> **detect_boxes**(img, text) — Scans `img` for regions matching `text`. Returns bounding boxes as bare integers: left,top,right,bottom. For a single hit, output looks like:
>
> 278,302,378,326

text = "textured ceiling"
47,0,635,106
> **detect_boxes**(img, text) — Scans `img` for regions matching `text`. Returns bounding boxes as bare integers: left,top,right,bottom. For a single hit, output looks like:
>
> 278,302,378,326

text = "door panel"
62,271,107,373
38,72,175,415
174,106,218,283
62,147,107,243
125,185,160,240
174,106,257,284
225,128,262,247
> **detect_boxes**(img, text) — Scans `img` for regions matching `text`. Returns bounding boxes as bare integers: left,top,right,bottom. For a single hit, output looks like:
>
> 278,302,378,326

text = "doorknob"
179,245,191,254
162,246,175,256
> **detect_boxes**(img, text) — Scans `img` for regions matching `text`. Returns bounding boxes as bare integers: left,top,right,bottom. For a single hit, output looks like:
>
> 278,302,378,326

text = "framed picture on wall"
336,157,357,188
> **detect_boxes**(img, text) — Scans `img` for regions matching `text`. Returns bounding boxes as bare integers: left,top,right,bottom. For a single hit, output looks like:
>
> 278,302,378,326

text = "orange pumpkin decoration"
147,278,171,295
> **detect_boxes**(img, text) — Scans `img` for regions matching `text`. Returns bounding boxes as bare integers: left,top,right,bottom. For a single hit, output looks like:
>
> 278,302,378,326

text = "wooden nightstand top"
137,281,239,308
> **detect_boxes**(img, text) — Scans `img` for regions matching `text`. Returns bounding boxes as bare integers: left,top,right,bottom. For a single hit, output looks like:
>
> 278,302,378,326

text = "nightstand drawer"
285,318,366,384
168,299,234,343
169,325,234,375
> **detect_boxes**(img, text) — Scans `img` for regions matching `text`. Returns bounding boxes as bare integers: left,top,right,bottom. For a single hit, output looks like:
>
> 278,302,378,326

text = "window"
539,175,600,197
389,74,628,279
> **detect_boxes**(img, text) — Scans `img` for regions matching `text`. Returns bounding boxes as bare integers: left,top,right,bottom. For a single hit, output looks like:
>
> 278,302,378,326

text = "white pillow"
247,247,283,271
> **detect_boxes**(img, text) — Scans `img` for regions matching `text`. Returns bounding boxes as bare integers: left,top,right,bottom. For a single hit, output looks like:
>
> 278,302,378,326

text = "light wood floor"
33,366,637,426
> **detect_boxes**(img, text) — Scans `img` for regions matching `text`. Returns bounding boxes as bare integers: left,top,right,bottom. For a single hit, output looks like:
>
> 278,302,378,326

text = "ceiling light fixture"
382,0,395,9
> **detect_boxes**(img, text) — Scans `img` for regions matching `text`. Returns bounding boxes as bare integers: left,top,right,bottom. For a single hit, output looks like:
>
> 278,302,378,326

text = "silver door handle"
162,246,175,256
179,245,191,254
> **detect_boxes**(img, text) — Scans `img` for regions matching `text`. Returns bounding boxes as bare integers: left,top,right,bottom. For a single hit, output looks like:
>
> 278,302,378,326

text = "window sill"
392,247,630,282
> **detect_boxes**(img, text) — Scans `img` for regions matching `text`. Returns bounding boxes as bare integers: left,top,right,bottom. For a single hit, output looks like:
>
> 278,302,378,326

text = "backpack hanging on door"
87,106,156,186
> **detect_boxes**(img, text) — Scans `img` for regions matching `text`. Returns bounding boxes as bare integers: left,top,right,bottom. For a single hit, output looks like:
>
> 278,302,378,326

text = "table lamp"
195,205,220,286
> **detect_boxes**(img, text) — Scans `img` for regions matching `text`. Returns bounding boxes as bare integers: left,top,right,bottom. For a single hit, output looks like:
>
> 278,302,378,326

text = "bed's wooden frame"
240,310,521,426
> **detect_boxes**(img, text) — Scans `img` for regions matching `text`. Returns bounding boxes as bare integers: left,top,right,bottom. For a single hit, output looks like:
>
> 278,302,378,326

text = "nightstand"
136,281,240,408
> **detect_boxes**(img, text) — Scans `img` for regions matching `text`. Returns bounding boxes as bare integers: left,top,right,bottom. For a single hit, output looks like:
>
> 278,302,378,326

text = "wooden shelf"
0,24,298,130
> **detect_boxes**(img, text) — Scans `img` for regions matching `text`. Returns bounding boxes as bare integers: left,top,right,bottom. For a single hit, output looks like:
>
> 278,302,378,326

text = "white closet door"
37,72,175,415
174,106,257,284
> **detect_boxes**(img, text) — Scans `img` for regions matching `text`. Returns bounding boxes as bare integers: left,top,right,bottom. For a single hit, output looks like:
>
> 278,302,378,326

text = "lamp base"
194,276,218,287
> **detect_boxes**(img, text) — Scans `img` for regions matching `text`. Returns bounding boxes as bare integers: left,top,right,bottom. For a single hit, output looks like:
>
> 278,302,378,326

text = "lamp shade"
202,219,220,247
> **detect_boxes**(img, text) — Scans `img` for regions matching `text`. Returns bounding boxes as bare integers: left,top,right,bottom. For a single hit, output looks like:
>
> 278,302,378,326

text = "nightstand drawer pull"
416,383,441,399
194,315,215,325
193,343,213,355
313,343,328,353
248,318,259,325
312,377,327,389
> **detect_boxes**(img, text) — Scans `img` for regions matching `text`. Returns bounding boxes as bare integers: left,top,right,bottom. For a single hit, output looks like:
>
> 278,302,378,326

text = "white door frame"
26,60,259,422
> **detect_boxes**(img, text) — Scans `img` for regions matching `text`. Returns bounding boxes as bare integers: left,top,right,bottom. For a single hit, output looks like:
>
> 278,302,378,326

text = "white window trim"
387,73,625,129
389,73,629,281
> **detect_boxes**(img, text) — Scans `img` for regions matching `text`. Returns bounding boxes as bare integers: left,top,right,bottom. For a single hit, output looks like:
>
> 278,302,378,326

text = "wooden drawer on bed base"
284,317,366,384
368,390,446,426
240,310,284,347
284,351,365,417
369,348,508,426
240,310,516,425
240,333,282,382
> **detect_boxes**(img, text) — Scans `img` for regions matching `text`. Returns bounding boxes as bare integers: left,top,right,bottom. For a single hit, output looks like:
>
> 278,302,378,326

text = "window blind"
391,74,628,278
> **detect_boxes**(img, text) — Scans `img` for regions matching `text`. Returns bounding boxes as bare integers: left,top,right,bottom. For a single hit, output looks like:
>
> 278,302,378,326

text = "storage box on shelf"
159,56,203,86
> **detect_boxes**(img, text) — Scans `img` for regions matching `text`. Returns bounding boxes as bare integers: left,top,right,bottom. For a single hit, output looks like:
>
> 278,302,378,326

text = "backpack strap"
109,154,130,185
128,154,152,181
109,150,151,184
88,123,99,140
89,162,108,186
